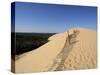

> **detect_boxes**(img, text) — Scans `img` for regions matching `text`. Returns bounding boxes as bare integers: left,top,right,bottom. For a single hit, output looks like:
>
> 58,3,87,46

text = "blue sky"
13,2,97,33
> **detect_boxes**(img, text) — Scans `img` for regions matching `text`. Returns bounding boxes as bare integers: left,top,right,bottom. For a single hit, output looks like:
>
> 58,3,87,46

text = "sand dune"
15,32,68,73
15,28,97,73
64,28,97,70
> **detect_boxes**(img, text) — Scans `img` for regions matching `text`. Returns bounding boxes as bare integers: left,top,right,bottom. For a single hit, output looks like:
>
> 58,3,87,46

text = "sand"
14,28,97,73
64,28,97,70
15,32,68,73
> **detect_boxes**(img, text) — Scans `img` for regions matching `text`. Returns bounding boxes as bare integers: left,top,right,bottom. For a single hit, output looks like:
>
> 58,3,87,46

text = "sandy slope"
15,28,97,73
15,32,68,73
64,28,97,70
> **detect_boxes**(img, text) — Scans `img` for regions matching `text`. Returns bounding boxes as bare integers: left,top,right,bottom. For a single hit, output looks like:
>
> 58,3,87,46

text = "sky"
12,2,97,33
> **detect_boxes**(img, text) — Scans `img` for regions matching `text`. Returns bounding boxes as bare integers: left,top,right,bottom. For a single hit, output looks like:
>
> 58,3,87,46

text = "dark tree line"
11,32,55,60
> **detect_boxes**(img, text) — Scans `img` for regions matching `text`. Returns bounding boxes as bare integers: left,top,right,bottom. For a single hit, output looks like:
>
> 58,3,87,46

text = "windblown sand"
14,28,97,73
64,28,97,70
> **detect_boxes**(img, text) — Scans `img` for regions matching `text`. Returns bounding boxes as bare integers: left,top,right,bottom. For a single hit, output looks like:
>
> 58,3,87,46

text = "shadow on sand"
48,29,80,71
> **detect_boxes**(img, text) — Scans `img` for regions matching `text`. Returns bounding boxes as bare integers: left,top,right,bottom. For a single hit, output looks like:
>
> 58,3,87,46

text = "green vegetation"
11,32,55,56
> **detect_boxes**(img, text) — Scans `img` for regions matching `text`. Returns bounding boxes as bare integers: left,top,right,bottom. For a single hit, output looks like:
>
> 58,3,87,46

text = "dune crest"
15,28,97,73
15,31,68,73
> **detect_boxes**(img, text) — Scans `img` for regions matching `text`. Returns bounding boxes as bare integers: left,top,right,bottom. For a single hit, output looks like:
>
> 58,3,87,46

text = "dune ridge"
15,28,97,73
15,32,68,73
48,29,80,71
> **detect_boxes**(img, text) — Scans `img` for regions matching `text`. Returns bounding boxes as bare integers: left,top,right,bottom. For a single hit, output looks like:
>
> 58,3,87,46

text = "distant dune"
14,28,97,73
